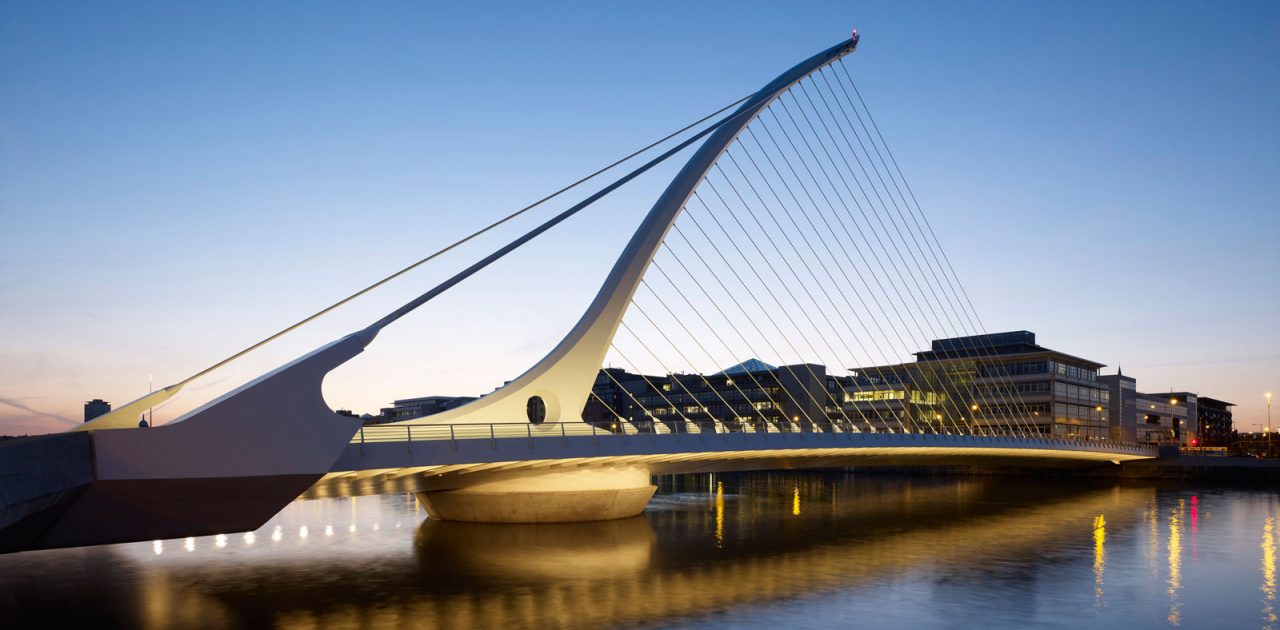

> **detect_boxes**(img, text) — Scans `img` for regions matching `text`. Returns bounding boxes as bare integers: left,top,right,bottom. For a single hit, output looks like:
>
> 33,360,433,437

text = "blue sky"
2,1,1277,435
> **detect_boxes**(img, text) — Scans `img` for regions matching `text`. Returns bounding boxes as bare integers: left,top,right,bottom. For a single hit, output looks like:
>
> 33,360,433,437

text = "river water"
1,473,1277,629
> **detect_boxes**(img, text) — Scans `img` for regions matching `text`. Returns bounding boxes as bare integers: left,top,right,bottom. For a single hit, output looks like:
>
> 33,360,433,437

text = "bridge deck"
304,423,1156,499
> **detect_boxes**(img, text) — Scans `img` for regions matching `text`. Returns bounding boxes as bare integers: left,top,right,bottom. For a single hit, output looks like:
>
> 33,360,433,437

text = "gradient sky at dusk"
2,1,1277,435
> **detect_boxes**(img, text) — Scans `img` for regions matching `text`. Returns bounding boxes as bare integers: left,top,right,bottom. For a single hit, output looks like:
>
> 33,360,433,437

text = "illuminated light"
1168,500,1183,625
1093,514,1106,607
299,526,309,539
1263,516,1276,625
395,522,402,529
152,540,163,556
349,523,357,533
184,537,195,552
1096,406,1103,412
324,525,334,537
215,534,228,548
271,525,283,543
792,486,801,516
243,532,256,545
971,404,979,411
715,481,725,547
373,523,380,531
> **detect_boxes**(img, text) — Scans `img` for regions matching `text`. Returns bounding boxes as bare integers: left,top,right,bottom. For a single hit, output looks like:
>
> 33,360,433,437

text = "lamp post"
1170,397,1178,446
1267,392,1273,454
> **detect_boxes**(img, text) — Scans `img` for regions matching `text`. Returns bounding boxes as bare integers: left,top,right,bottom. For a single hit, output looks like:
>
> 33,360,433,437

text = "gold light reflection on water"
792,486,801,517
115,484,1157,630
1092,514,1106,608
1264,516,1277,627
715,481,725,548
1167,500,1183,626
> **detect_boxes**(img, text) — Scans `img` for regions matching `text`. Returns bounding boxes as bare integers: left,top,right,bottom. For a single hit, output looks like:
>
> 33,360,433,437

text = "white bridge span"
0,33,1157,554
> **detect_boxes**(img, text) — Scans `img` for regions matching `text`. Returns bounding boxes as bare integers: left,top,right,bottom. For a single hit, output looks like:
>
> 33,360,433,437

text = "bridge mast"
417,35,861,426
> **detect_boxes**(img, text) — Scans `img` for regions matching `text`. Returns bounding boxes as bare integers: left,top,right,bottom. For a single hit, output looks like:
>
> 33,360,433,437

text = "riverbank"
853,455,1280,484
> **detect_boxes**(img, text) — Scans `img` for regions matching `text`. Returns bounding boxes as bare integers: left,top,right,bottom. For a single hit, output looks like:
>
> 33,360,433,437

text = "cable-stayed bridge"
0,33,1155,553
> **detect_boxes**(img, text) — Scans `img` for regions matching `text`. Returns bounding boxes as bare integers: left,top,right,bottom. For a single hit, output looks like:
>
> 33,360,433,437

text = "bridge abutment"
415,467,656,523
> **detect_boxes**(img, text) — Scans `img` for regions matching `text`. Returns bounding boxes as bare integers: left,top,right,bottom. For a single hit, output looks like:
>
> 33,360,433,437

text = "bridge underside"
309,445,1147,501
307,435,1152,522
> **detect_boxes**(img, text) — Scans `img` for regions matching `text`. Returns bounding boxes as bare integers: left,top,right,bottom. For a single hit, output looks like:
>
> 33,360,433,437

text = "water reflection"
1168,499,1183,625
1,474,1277,629
1093,514,1106,608
714,480,724,548
1265,515,1277,628
415,517,656,582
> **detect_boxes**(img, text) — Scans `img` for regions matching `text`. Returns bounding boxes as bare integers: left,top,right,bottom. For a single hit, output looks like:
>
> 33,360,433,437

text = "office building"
584,360,839,432
1197,397,1235,446
83,399,111,423
385,395,477,422
847,331,1111,438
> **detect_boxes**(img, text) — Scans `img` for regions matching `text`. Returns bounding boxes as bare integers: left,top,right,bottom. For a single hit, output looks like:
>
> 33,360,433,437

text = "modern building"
389,331,1215,446
1096,373,1212,446
1131,391,1196,445
384,395,477,422
583,359,840,432
846,331,1111,438
1097,371,1138,441
83,399,111,423
1197,397,1235,446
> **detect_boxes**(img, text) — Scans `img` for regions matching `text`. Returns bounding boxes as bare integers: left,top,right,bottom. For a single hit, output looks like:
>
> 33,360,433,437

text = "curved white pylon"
411,37,860,426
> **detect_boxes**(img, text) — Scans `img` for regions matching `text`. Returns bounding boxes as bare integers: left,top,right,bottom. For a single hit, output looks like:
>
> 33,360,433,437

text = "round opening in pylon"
527,395,547,424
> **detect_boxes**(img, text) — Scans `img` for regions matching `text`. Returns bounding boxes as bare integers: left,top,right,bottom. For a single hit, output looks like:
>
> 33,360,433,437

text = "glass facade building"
847,331,1112,438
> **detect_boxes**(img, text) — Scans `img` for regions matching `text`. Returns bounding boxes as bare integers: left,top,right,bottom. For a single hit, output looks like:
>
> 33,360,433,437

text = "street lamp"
1267,392,1273,452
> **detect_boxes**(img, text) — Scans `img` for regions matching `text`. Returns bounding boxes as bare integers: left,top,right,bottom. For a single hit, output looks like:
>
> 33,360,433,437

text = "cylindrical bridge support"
415,467,656,523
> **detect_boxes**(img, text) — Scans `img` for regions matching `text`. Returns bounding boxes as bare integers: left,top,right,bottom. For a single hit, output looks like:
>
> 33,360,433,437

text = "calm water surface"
1,473,1277,629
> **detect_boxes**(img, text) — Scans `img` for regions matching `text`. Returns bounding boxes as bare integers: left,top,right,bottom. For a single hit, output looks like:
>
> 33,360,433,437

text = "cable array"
594,62,1041,437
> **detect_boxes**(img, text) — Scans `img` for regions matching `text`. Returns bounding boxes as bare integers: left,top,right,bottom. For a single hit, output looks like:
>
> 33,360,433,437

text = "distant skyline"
1,1,1277,435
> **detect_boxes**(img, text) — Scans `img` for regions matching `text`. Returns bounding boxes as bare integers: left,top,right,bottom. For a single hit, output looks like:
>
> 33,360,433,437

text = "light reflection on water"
0,473,1277,629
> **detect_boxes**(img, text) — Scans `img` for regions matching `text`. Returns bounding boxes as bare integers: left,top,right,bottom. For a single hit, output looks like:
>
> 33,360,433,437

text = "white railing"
348,419,1157,456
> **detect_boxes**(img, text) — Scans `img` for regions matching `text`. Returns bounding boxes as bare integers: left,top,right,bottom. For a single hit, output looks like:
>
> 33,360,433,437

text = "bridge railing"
348,419,1157,456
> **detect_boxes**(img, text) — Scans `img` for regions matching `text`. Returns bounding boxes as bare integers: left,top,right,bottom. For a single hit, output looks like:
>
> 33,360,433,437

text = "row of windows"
975,402,1051,417
635,386,783,407
979,360,1049,377
1052,424,1108,439
1055,402,1107,424
973,381,1052,397
1054,362,1098,382
845,390,942,404
1054,382,1110,404
847,389,905,401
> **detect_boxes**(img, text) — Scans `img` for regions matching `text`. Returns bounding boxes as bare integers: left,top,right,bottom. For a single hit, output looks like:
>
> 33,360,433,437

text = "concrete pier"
416,467,656,523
